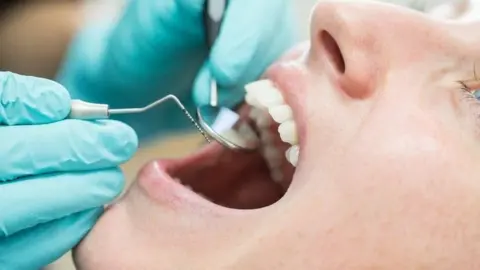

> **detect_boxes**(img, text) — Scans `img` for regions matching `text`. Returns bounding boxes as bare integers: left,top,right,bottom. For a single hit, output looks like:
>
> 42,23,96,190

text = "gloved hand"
57,0,297,141
0,72,137,269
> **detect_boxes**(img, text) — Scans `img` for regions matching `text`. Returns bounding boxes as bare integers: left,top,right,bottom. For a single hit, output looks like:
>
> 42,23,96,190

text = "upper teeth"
245,79,300,168
278,121,297,145
269,105,293,123
245,80,285,108
285,145,299,167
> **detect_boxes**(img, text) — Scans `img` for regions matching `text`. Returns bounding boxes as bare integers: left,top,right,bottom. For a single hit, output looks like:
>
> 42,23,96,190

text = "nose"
308,1,450,99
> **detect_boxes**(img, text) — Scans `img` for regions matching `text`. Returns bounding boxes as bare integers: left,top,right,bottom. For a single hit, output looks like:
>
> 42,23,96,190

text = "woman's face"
75,1,480,269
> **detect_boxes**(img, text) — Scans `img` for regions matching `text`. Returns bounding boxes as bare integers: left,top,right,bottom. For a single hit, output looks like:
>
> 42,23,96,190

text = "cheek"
296,123,480,264
333,112,479,220
301,93,475,208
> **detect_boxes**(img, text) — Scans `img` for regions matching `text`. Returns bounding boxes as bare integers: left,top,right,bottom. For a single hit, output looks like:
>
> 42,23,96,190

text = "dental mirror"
196,0,260,151
197,83,260,151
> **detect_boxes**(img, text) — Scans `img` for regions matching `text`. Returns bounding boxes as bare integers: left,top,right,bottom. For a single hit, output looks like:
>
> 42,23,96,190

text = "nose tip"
309,1,389,99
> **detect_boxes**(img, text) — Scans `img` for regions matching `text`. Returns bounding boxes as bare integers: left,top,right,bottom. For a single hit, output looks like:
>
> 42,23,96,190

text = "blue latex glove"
0,72,137,269
57,0,297,142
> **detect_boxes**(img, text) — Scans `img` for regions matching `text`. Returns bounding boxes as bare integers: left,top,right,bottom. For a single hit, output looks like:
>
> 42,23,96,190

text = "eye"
464,63,480,95
460,79,480,99
474,89,480,99
469,85,480,99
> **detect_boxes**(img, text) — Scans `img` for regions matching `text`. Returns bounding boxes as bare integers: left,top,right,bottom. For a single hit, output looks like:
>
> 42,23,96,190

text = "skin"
75,1,480,269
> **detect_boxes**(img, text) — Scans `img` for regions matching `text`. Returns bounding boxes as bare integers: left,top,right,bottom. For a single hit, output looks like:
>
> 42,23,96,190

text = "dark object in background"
0,0,81,76
0,0,25,18
0,0,23,9
0,0,78,17
0,0,19,8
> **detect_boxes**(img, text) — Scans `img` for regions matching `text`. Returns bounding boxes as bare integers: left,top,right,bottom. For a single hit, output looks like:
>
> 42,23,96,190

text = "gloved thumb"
192,0,297,108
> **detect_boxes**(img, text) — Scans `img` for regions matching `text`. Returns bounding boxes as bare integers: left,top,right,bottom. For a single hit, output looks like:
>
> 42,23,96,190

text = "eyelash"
460,82,480,111
460,81,479,96
459,65,480,103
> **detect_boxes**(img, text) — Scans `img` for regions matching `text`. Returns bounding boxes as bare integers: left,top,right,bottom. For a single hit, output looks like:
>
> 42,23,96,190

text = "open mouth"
139,77,302,210
131,37,327,212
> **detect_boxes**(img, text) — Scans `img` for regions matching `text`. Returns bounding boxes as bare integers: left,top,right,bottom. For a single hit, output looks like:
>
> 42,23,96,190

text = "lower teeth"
271,169,284,183
246,106,299,186
286,145,299,167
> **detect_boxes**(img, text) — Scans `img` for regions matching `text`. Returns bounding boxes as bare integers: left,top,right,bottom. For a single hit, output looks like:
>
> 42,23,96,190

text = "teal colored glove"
0,72,138,269
57,0,297,141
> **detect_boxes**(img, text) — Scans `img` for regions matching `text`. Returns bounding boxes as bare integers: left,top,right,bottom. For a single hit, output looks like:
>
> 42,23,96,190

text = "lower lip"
137,159,248,218
137,160,194,208
135,144,230,212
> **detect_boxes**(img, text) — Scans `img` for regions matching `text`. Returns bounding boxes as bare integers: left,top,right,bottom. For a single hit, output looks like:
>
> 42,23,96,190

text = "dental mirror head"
197,104,260,151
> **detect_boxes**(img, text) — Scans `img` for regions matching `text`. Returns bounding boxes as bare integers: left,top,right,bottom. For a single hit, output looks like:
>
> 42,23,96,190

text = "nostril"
320,30,345,74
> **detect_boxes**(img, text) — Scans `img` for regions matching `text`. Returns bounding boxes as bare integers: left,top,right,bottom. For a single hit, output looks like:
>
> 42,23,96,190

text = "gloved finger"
0,169,123,237
0,119,137,181
0,72,70,126
0,208,103,270
207,0,297,87
192,61,245,107
66,0,207,99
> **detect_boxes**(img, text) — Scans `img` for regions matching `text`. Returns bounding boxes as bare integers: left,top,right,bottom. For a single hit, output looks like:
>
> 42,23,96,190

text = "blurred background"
0,0,472,269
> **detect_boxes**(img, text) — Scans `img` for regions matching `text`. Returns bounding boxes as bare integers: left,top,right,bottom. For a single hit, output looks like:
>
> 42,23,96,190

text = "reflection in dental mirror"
197,106,260,151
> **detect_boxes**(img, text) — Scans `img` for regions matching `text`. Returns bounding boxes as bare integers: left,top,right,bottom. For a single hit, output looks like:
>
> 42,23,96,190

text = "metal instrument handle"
204,0,228,107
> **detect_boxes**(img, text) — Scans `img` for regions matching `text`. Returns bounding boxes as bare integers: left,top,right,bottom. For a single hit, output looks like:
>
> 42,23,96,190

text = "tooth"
248,107,261,120
271,169,284,183
256,88,284,108
262,145,282,168
238,122,257,141
260,129,274,144
278,120,298,144
245,80,284,108
245,92,262,108
269,105,293,123
285,145,299,167
245,79,274,94
255,111,271,128
218,129,250,148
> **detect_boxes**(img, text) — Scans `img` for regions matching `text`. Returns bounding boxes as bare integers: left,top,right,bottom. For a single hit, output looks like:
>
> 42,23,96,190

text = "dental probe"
68,95,211,143
196,0,261,151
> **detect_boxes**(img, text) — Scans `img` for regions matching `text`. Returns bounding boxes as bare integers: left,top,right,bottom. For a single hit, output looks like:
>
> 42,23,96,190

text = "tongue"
165,142,284,209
